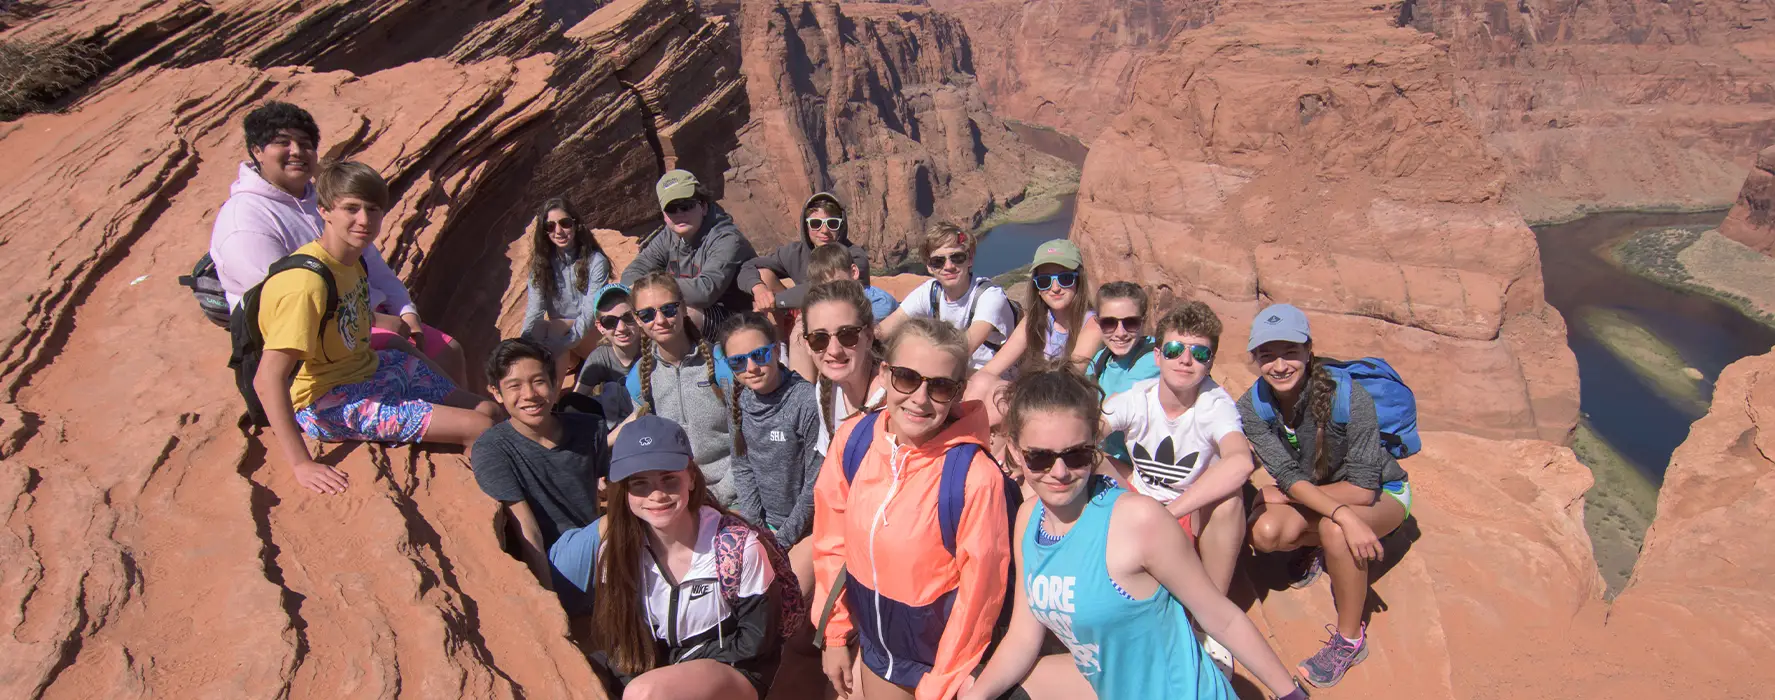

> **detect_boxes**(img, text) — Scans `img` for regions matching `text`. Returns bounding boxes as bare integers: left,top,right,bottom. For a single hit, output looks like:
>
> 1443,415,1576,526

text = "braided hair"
630,271,730,419
716,311,781,458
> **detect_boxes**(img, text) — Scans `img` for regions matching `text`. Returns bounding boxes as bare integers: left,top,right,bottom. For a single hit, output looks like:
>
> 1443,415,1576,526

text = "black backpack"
228,254,337,427
178,253,232,327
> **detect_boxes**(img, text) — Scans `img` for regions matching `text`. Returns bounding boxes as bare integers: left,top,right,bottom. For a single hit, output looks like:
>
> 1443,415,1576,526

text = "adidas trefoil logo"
1131,437,1200,491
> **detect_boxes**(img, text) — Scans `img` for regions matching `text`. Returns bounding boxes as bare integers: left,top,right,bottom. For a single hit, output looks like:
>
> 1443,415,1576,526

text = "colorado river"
1534,211,1775,482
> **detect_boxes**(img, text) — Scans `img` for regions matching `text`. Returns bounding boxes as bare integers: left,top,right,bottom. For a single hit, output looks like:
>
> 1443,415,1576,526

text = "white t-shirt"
899,277,1015,369
1102,378,1242,503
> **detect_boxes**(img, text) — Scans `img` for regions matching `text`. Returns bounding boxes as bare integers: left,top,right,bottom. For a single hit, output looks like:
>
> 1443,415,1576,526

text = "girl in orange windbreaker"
813,317,1023,700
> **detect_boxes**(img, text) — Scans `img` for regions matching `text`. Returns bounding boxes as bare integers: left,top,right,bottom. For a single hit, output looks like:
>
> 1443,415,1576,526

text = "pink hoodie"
208,162,416,316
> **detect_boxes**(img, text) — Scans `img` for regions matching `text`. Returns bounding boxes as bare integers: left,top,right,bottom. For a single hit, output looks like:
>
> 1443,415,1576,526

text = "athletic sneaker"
1201,633,1234,679
1298,624,1367,688
1289,548,1324,589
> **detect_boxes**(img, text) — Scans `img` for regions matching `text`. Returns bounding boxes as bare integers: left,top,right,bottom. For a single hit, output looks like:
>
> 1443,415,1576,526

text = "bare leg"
1021,654,1096,700
423,390,497,448
623,658,758,700
857,666,915,700
790,536,816,602
1247,498,1313,553
1193,490,1247,596
1314,496,1406,639
437,335,469,388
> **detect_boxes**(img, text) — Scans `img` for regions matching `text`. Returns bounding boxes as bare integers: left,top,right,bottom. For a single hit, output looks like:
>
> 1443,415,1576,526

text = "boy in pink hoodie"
208,101,467,385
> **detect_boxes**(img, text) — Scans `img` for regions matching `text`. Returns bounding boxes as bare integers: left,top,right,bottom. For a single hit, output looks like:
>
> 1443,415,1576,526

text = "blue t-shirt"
1088,338,1161,462
864,285,899,323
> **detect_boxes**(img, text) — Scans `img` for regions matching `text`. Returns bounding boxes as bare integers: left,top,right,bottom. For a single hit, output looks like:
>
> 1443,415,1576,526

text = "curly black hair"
243,101,320,165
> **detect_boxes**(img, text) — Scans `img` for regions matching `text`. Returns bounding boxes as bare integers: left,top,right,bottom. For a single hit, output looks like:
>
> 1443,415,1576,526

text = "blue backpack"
1246,357,1421,459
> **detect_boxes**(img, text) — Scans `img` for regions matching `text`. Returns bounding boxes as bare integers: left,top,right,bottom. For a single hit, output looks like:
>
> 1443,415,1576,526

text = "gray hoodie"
621,203,757,315
520,248,611,350
736,193,871,308
730,372,823,547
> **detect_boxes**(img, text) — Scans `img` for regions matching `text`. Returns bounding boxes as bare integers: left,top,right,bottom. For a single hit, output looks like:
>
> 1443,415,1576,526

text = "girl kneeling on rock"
963,365,1307,700
1240,303,1412,689
548,415,789,699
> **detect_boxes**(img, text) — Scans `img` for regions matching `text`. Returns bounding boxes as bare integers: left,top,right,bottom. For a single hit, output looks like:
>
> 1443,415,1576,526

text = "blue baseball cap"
593,283,631,312
608,415,694,482
1247,303,1312,351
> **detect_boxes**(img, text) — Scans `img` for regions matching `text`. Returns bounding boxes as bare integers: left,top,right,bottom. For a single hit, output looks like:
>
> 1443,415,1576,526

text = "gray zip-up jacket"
621,203,757,314
1236,381,1409,494
624,342,738,506
730,372,823,547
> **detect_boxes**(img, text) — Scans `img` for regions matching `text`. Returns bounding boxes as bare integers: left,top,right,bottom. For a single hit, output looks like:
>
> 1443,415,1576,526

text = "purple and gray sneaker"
1289,548,1324,589
1298,624,1367,688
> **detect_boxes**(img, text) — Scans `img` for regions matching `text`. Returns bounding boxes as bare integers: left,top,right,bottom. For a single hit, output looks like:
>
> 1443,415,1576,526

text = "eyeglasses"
548,218,575,232
1021,445,1097,474
926,252,970,271
597,312,636,331
663,199,699,214
807,217,843,231
724,344,777,372
1098,315,1141,334
886,365,963,403
803,325,865,353
1159,340,1213,363
1033,272,1079,291
633,302,681,324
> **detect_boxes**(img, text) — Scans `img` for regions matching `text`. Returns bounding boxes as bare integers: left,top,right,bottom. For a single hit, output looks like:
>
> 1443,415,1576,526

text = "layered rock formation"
1407,0,1775,221
1721,144,1775,255
928,0,1214,144
1070,0,1578,441
719,0,1074,264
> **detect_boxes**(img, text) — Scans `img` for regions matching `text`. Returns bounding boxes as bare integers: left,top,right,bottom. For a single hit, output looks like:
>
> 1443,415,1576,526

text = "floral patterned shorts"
296,350,456,443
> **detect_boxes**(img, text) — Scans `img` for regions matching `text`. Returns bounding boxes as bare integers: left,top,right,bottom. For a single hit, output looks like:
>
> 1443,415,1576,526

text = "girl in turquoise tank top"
962,367,1309,700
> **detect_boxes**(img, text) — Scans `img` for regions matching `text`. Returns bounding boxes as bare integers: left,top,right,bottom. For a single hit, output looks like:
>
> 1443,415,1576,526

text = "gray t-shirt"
731,372,823,547
471,413,609,546
576,344,634,390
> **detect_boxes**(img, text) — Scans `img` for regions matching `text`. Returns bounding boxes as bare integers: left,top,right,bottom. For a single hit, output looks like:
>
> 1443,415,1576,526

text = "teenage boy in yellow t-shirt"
253,160,497,495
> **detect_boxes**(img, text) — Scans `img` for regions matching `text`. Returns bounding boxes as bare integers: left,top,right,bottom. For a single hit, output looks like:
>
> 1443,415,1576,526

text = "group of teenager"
207,100,1416,700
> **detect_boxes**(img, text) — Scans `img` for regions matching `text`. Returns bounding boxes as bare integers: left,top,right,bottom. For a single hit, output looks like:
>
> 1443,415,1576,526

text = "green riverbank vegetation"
1570,420,1660,597
1613,226,1775,329
1580,307,1711,414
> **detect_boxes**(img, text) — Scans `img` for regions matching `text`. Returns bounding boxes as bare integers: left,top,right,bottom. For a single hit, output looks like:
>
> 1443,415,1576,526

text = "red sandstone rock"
927,0,1212,145
719,0,1075,264
1406,0,1775,221
1720,144,1775,255
1071,0,1578,442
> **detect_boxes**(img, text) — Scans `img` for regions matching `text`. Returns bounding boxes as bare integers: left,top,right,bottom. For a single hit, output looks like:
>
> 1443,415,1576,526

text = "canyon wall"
928,0,1216,144
1407,0,1775,221
1070,0,1578,441
1721,143,1775,254
719,0,1074,264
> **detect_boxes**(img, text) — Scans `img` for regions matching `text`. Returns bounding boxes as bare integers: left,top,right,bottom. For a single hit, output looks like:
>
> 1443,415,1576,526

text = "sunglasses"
1159,340,1213,363
724,344,777,373
1032,271,1079,291
663,199,699,214
927,252,970,271
597,312,636,331
633,302,681,324
1098,315,1142,334
807,217,843,230
803,325,865,353
1021,445,1097,474
548,218,575,232
886,365,963,404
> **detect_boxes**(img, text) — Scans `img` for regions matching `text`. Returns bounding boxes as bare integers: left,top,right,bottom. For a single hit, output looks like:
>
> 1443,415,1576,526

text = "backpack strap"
1248,380,1281,424
265,254,339,362
938,443,981,556
1324,364,1353,425
713,515,750,602
841,411,881,483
